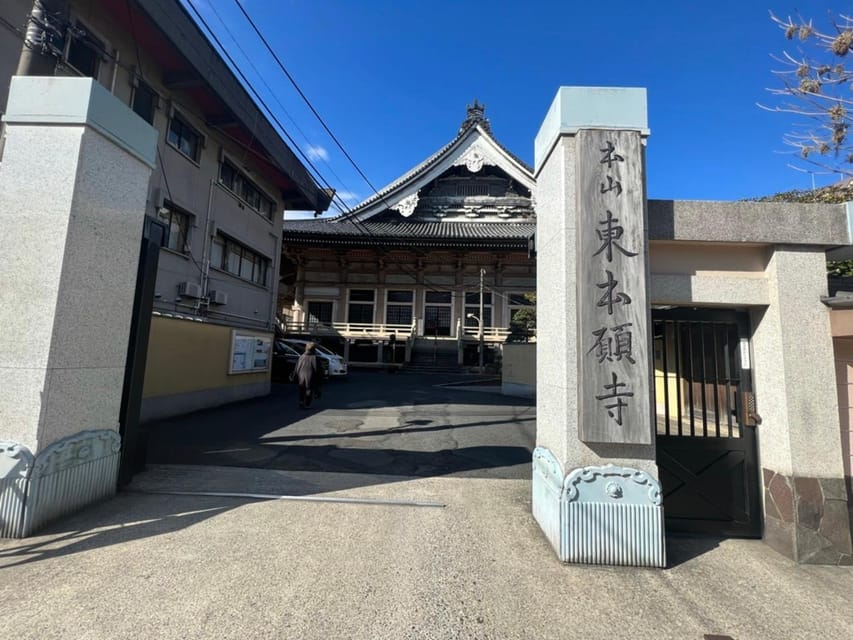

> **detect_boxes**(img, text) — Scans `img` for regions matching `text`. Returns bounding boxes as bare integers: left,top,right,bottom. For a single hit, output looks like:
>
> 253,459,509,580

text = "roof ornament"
459,99,492,135
393,193,420,217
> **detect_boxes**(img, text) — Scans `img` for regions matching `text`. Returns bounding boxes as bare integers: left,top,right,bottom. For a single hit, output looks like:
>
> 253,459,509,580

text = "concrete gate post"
751,248,853,564
0,77,156,537
531,87,665,567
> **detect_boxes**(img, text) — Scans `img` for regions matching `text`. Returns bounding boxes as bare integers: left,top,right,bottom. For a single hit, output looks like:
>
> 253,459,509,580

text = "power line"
190,1,534,307
187,1,465,294
233,0,384,201
203,0,359,212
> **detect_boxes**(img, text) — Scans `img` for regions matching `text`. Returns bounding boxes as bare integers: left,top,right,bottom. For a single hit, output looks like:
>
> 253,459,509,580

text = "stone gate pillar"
0,77,156,537
532,87,664,566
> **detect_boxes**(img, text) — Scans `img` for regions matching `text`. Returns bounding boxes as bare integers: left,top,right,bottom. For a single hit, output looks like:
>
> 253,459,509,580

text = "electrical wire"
225,0,536,307
202,0,359,211
195,3,538,328
125,0,206,279
185,0,477,295
233,0,384,203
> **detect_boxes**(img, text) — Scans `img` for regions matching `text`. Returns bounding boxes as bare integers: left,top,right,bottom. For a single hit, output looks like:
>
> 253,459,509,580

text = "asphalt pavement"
145,371,536,480
1,372,851,639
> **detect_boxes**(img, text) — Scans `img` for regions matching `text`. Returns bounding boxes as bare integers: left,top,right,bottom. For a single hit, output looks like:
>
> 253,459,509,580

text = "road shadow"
144,372,535,486
0,492,238,569
665,533,724,568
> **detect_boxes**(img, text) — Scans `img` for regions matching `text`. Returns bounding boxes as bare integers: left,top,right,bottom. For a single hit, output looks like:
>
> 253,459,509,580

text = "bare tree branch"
766,9,853,175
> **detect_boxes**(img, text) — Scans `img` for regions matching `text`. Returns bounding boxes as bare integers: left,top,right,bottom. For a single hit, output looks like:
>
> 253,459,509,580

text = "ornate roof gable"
337,103,535,223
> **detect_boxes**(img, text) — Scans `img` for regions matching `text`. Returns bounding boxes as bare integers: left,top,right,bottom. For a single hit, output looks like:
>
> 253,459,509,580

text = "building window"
219,159,276,219
157,203,190,253
131,79,157,124
465,292,492,328
66,22,105,78
385,290,413,326
424,290,453,337
167,113,201,162
306,301,333,326
347,289,375,324
210,234,270,286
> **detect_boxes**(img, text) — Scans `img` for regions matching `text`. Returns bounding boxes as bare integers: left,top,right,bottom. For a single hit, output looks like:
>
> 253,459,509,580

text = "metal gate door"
117,216,166,486
653,309,762,537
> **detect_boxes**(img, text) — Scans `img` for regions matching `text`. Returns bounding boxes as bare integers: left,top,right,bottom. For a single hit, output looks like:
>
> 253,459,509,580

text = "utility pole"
16,1,68,77
479,267,485,373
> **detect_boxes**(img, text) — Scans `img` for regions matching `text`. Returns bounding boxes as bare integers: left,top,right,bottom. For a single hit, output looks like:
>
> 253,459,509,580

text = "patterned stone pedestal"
763,468,853,565
533,448,666,567
0,431,121,537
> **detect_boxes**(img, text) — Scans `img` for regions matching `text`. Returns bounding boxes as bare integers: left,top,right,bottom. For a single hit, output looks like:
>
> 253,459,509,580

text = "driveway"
4,374,852,639
145,371,535,480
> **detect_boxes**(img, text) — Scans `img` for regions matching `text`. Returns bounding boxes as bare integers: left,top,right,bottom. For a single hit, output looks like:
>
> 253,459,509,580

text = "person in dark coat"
293,341,321,408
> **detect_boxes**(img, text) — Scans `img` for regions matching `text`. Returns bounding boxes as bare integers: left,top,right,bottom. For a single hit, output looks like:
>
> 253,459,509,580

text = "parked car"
272,340,300,382
282,339,348,377
272,340,330,382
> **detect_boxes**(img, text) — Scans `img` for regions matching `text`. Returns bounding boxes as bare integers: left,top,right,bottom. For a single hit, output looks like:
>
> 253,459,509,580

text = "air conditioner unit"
177,281,202,298
209,290,228,305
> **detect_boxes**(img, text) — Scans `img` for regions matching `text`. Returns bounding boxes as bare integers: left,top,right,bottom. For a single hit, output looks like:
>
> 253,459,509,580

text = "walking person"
293,341,322,408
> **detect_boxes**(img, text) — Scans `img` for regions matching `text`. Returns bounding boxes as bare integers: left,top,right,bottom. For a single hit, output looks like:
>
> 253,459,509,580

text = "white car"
283,339,348,377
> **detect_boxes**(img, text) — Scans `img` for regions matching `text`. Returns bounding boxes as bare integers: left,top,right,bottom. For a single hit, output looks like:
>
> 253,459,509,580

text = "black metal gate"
117,216,166,486
653,309,762,537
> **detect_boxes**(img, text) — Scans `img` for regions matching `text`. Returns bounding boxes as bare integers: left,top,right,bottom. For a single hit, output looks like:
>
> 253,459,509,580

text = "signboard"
577,129,652,444
229,331,271,374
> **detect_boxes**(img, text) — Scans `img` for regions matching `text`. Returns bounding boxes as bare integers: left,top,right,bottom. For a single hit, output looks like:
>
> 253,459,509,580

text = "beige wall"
143,315,269,399
833,337,853,493
503,343,536,385
830,309,853,337
649,241,769,277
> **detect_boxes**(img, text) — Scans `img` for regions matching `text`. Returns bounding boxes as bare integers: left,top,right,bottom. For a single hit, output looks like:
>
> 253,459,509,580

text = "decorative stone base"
0,443,33,537
0,430,120,538
532,448,666,567
763,468,853,565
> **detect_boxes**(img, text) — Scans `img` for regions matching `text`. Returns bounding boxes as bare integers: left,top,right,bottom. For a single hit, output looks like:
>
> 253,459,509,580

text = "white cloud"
336,190,360,203
305,144,329,162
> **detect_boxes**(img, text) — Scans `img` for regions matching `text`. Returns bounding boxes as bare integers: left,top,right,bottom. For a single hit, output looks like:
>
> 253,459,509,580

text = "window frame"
210,233,271,288
64,20,107,80
219,157,277,220
166,110,203,163
305,300,334,327
464,291,493,328
347,288,376,325
157,202,192,255
130,75,159,125
385,289,414,326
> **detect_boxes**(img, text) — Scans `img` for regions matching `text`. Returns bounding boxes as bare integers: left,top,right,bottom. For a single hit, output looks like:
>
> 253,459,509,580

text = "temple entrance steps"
405,337,468,374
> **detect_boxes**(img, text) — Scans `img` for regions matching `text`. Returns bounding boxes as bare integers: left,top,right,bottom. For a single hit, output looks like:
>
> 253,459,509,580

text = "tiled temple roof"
283,219,535,248
336,102,533,221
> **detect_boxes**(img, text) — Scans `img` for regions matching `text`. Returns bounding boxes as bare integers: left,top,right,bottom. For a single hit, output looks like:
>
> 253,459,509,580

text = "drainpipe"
16,0,68,77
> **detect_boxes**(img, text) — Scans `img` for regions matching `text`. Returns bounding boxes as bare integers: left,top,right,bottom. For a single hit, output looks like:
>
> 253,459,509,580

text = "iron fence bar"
687,322,695,437
652,318,663,433
700,323,708,437
712,323,721,438
675,320,683,437
723,323,734,438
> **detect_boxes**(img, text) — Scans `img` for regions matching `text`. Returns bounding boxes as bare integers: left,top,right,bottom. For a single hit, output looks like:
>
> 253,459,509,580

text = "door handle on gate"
742,391,762,426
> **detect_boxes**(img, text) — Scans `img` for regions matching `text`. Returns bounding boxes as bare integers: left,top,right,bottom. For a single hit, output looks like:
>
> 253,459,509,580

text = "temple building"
279,103,536,367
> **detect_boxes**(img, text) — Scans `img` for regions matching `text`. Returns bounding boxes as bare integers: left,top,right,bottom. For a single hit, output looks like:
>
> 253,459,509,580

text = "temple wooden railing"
280,321,414,339
279,320,534,342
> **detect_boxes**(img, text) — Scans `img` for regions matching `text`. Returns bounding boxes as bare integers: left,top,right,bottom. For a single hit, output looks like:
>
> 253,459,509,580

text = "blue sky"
187,0,847,215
